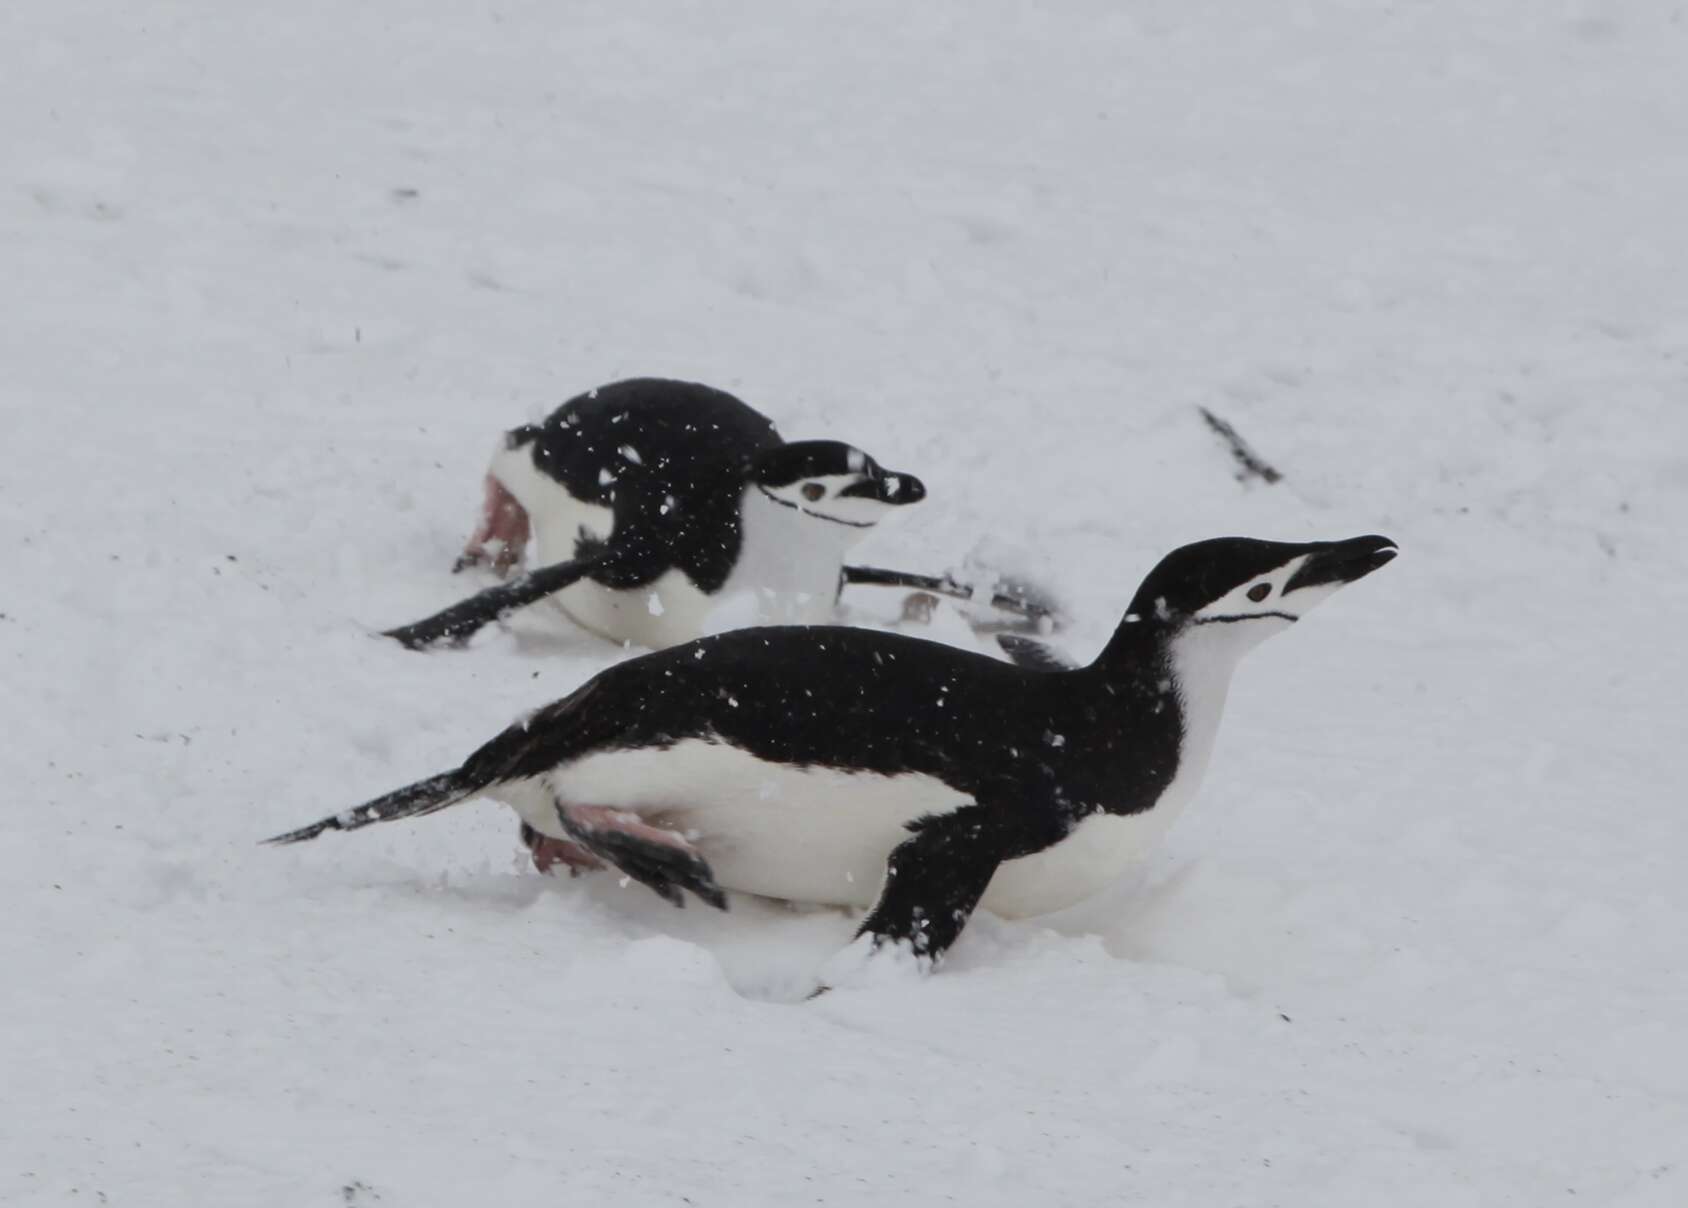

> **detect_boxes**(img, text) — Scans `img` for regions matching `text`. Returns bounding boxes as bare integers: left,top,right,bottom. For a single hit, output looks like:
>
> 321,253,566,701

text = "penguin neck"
723,483,868,622
1092,614,1248,801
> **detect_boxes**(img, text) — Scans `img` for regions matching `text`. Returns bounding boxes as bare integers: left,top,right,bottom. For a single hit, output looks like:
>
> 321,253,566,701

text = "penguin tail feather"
262,769,486,846
265,678,603,847
504,423,542,451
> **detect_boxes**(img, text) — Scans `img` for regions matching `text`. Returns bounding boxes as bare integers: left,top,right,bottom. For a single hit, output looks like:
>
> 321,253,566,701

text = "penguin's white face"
749,441,927,531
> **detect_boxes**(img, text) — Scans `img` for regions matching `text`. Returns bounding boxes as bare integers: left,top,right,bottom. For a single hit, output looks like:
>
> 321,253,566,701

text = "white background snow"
5,1,1687,1204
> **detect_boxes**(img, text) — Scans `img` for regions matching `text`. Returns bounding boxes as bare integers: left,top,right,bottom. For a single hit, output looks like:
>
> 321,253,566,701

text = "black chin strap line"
754,484,876,528
1192,610,1298,626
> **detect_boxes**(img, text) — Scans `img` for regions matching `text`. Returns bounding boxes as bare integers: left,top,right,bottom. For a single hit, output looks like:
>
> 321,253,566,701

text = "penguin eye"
801,483,826,502
1247,583,1272,603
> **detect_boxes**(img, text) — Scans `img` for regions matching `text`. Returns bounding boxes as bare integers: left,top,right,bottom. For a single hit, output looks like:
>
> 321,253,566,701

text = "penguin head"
748,441,927,529
1128,535,1398,648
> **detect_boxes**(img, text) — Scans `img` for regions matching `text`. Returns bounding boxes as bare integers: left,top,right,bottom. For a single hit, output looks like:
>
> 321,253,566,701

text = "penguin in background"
383,378,1056,651
275,533,1397,986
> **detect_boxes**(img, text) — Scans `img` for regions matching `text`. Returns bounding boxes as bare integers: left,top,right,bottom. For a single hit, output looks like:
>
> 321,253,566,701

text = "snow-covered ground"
5,1,1687,1203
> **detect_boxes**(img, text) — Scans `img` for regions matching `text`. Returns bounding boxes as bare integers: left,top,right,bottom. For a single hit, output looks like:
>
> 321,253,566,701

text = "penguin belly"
494,738,1182,919
554,569,718,650
494,739,958,907
979,809,1182,917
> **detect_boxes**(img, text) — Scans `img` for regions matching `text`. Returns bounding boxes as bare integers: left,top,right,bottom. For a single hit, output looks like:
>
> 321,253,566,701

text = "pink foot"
554,805,726,910
455,474,531,576
520,824,603,874
561,806,696,853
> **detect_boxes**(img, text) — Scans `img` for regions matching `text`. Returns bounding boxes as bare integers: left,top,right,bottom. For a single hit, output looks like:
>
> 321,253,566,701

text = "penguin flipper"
996,634,1080,672
842,564,1064,631
382,552,610,650
847,800,1072,973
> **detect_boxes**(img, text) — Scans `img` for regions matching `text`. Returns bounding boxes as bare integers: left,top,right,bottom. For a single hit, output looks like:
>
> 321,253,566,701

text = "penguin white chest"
720,487,860,624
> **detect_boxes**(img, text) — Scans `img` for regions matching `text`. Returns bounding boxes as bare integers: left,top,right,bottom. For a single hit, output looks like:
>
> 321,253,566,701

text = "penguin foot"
844,564,1066,634
556,805,728,911
455,473,530,576
519,823,604,875
899,591,941,624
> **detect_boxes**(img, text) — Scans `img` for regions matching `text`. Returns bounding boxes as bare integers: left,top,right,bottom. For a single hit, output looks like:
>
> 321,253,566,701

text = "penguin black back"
513,378,781,593
522,379,779,518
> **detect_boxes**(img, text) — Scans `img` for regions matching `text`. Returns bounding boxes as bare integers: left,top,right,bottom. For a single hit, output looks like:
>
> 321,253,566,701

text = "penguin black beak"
841,470,926,506
1285,534,1398,593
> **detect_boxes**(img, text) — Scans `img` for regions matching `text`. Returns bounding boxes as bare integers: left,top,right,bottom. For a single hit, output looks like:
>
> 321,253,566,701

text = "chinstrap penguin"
384,377,1055,651
273,534,1397,981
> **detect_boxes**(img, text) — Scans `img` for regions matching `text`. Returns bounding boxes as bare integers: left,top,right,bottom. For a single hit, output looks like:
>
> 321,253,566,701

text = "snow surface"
5,1,1688,1204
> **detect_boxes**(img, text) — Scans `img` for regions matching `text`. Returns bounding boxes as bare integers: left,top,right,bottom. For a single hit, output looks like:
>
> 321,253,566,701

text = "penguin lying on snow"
272,535,1396,978
384,377,1056,651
